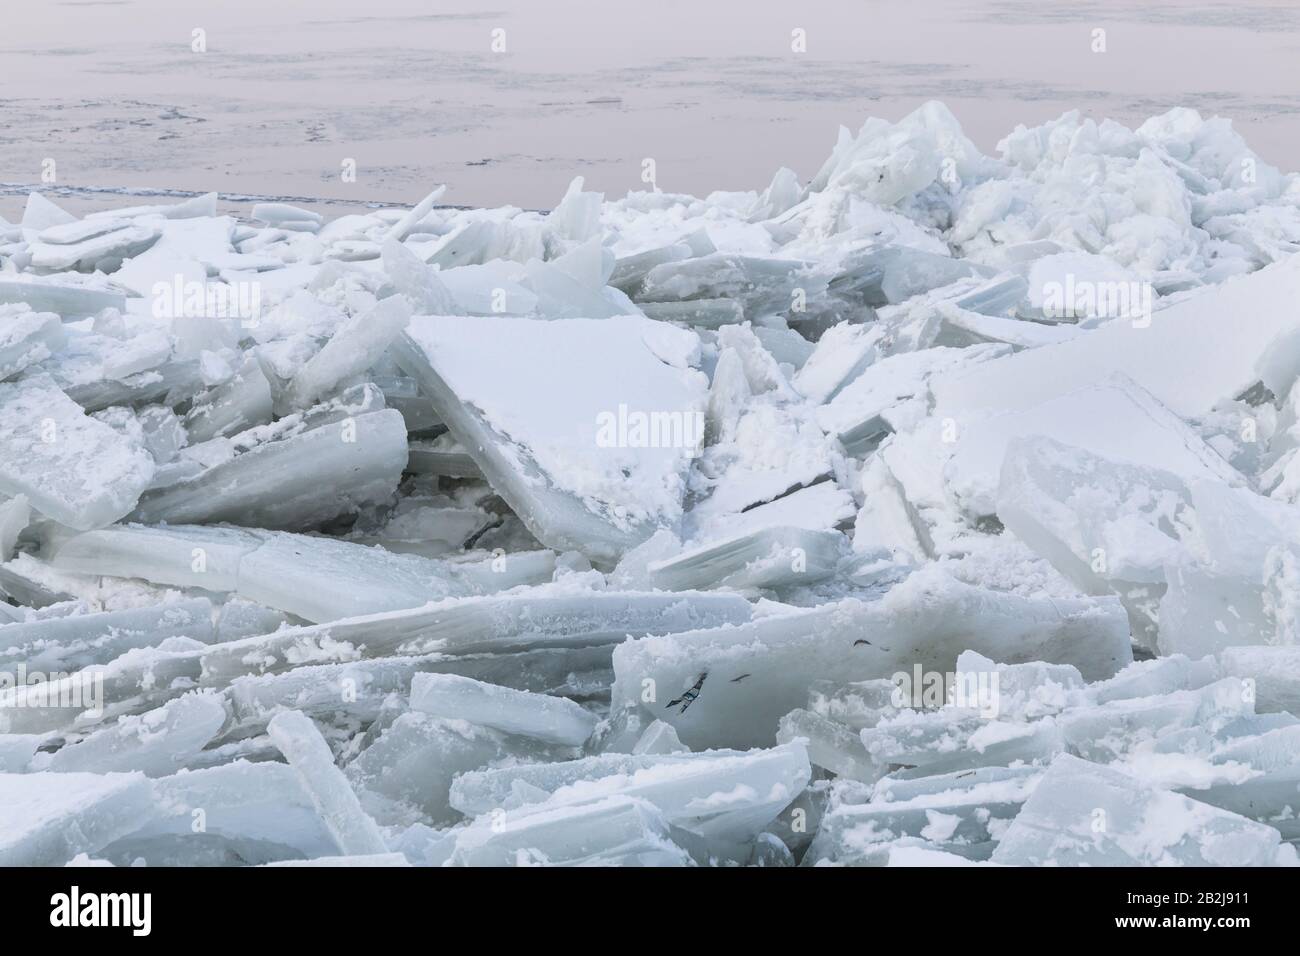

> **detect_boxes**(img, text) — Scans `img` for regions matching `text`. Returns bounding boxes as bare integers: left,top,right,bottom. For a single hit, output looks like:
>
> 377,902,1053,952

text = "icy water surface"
2,0,1299,218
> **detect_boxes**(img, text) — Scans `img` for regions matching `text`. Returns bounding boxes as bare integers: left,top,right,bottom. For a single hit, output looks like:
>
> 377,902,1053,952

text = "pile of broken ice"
4,102,1300,866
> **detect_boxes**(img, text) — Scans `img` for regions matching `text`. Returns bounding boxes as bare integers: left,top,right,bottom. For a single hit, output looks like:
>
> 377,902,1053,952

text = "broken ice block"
612,567,1131,750
0,771,155,866
395,315,707,566
267,710,389,857
449,795,689,867
346,712,539,826
409,673,597,746
51,523,545,623
0,494,29,561
816,344,1009,457
282,295,413,411
111,759,338,864
807,767,1039,865
450,742,811,845
936,254,1300,420
997,435,1193,649
632,719,687,755
46,691,228,777
776,708,878,782
199,589,751,683
0,305,64,381
949,374,1240,518
406,433,483,479
861,708,1063,775
1219,646,1300,714
646,527,846,591
991,753,1288,866
1060,678,1253,762
0,598,214,678
183,355,274,443
0,374,155,530
132,407,407,530
0,279,126,319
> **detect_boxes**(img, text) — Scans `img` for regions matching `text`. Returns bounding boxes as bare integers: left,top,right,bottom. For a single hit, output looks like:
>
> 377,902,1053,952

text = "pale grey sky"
3,0,1299,217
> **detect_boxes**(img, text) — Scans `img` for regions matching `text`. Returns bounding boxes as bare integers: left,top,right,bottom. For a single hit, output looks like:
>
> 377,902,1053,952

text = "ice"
395,315,707,566
282,295,413,411
51,523,538,622
109,760,338,864
0,305,64,381
0,374,155,530
612,567,1130,750
946,375,1241,518
345,712,540,827
44,691,228,777
935,254,1300,420
632,720,687,755
0,771,154,866
0,495,29,561
409,673,597,746
199,589,750,683
448,795,691,867
991,754,1290,867
0,598,214,678
1219,646,1300,714
646,526,847,591
449,742,811,847
266,710,389,857
0,280,125,320
776,708,878,783
3,101,1299,867
807,768,1040,865
132,405,407,530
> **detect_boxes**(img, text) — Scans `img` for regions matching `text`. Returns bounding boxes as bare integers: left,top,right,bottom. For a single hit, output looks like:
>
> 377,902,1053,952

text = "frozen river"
3,0,1299,218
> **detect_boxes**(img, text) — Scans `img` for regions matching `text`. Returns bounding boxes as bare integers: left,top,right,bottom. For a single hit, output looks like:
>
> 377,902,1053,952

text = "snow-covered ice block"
860,710,1064,775
1085,654,1223,705
0,771,154,866
346,712,541,827
950,374,1240,518
612,567,1131,749
936,254,1300,420
409,673,597,746
0,374,155,530
991,754,1289,866
266,710,388,857
395,315,707,566
816,345,1009,456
